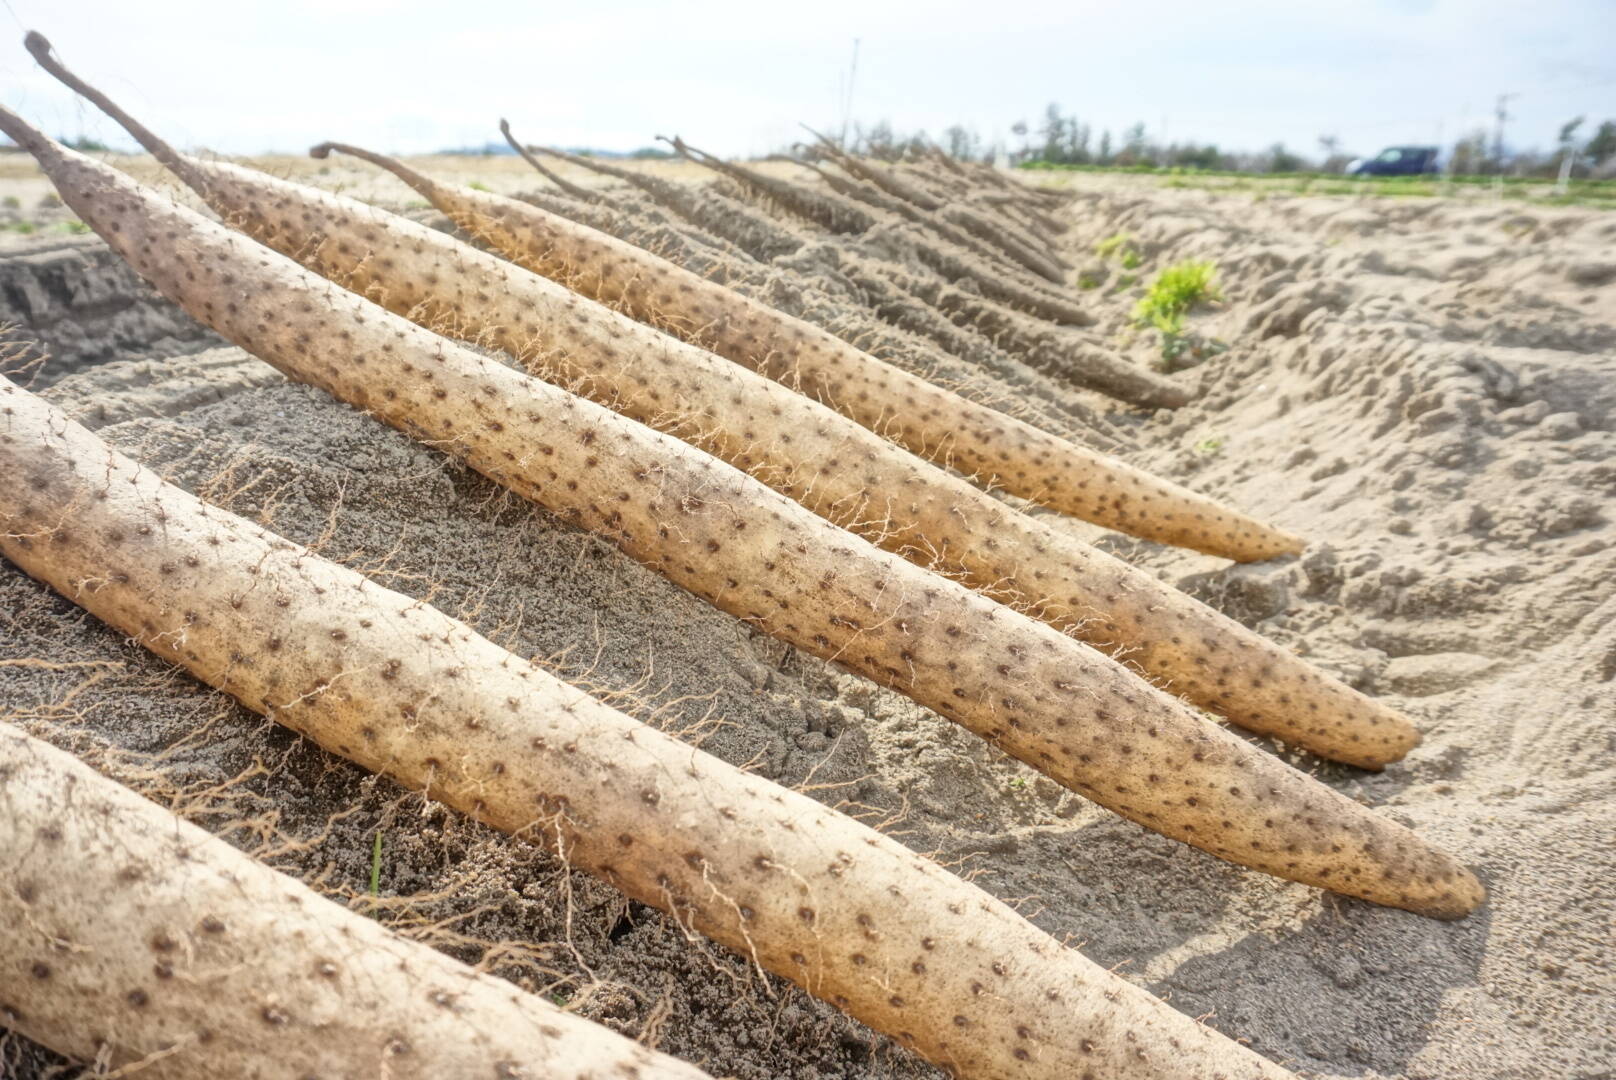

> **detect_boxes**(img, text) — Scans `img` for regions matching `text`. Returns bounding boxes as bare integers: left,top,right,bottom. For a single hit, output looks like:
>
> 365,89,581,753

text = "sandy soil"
1,156,1612,1079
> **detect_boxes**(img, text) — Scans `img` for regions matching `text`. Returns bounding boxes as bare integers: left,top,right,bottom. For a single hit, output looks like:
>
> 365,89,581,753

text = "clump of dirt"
0,233,222,385
3,159,1614,1079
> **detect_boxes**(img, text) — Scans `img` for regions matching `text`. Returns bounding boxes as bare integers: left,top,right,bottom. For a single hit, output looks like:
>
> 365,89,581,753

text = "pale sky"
1,0,1611,160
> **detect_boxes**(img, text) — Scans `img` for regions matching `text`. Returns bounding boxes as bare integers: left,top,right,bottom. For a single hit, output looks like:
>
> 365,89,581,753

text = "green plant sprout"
1133,260,1227,372
1095,232,1143,268
1094,233,1129,258
1134,260,1221,328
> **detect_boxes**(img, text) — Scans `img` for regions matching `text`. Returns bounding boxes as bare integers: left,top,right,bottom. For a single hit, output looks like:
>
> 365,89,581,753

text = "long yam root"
513,129,806,264
802,127,1070,283
307,142,1280,558
0,722,712,1080
784,151,1036,278
497,117,602,203
804,124,946,211
134,151,1413,770
0,378,1297,1080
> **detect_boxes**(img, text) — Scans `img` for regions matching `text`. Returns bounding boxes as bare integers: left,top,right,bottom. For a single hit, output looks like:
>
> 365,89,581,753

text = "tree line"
832,105,1616,177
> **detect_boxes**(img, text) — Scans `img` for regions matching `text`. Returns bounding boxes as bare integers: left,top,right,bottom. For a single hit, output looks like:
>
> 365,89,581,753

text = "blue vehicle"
1347,146,1441,176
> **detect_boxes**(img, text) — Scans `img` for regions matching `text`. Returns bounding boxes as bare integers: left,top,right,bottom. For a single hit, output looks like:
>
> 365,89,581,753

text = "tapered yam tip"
22,30,213,198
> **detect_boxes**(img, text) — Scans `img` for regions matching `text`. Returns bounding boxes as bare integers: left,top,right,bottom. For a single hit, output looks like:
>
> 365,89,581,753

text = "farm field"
2,142,1614,1080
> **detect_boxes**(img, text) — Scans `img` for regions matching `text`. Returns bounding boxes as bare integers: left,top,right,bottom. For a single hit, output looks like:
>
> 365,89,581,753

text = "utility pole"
839,38,861,149
1492,92,1517,175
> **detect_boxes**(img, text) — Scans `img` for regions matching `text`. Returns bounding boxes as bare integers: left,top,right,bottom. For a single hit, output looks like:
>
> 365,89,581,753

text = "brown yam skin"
0,725,712,1080
186,158,1414,769
0,382,1294,1080
459,191,1279,547
310,146,1301,563
657,147,1188,412
799,139,1067,284
7,132,1483,920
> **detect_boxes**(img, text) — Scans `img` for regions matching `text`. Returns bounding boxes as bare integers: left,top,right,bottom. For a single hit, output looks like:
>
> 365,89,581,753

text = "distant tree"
1547,116,1587,179
1557,116,1585,148
1064,120,1091,164
1040,103,1066,162
1585,119,1616,166
1172,143,1222,170
1097,129,1112,164
944,125,980,160
61,135,110,153
860,120,896,159
1515,150,1557,177
1449,129,1488,175
1111,122,1148,166
1266,142,1305,173
1317,134,1351,174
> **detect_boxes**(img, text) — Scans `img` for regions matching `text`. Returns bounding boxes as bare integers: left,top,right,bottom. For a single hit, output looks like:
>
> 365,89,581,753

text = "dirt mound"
0,233,221,384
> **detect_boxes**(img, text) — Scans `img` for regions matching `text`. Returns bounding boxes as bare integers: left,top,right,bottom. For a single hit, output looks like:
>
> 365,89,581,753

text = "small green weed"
1134,260,1220,330
1078,273,1101,290
404,199,432,211
8,221,36,234
56,220,91,235
1094,233,1130,258
1,196,18,209
1095,232,1143,268
468,180,490,191
1134,260,1225,371
1194,435,1226,456
1159,332,1229,372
